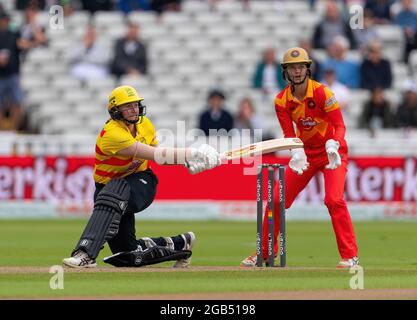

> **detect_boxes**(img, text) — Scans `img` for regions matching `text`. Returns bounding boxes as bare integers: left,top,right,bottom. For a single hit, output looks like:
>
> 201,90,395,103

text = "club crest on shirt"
307,99,316,109
298,117,317,131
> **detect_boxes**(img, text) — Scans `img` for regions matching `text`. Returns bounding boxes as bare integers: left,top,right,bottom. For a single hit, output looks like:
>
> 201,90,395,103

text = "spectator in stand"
150,0,182,14
233,97,272,141
354,9,380,52
299,38,321,81
309,0,348,11
111,22,148,78
198,89,234,136
360,40,392,90
364,0,395,24
252,47,286,94
208,0,250,11
396,80,417,128
117,0,151,14
80,0,114,14
322,67,350,112
394,0,417,63
16,0,45,10
359,87,395,131
68,26,111,81
322,36,360,88
0,12,25,131
62,1,76,18
18,5,48,61
312,0,357,49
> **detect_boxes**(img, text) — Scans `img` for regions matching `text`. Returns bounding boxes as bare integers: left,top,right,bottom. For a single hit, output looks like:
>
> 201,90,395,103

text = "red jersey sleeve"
326,108,346,143
275,95,296,138
322,86,346,143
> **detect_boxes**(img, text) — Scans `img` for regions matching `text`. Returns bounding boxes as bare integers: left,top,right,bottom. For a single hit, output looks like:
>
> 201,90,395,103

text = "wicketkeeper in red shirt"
241,47,359,269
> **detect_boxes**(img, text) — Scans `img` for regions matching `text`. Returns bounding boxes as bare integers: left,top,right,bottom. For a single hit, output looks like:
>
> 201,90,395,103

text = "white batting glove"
325,139,341,170
185,144,221,174
289,148,309,175
188,144,221,169
184,159,207,175
199,144,221,168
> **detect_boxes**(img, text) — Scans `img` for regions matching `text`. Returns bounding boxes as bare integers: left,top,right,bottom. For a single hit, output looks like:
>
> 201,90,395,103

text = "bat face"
224,145,257,159
221,138,304,160
291,138,303,144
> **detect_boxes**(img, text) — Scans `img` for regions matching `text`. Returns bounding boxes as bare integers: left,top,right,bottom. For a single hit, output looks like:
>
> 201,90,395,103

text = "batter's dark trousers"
95,169,159,254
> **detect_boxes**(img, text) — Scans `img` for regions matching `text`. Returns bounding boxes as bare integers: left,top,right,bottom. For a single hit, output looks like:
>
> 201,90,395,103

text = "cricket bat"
220,138,303,160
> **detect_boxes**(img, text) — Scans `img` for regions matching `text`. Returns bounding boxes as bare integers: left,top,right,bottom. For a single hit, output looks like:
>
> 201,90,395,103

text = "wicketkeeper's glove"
325,139,341,170
289,148,309,175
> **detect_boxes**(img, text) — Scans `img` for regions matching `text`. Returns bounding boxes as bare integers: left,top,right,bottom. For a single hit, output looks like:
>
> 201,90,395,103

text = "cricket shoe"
173,231,196,268
240,252,275,267
336,257,359,269
63,250,97,268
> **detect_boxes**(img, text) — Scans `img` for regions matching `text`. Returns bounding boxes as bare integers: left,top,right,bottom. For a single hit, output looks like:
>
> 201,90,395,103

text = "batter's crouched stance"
63,85,220,268
241,48,359,269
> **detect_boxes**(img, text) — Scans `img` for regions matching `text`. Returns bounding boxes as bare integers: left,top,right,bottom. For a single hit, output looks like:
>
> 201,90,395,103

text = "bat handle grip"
219,155,228,162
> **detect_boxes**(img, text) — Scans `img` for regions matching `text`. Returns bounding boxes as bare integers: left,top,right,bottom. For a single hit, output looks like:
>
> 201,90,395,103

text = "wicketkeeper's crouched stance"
63,86,221,268
241,48,359,269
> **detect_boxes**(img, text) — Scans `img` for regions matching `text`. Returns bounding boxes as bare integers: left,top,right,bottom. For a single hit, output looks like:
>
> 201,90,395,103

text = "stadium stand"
1,0,417,156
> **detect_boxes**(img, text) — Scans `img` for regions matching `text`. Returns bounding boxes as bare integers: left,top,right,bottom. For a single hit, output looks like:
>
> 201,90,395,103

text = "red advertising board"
0,155,416,203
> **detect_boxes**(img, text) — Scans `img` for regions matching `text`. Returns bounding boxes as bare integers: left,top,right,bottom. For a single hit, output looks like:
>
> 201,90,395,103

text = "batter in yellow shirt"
94,116,158,184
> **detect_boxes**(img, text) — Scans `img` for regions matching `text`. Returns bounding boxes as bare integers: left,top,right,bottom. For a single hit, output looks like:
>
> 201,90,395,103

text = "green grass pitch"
0,219,416,298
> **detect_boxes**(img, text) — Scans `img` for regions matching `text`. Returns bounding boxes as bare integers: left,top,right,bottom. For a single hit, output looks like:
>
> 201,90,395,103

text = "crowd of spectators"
0,10,24,131
0,4,48,132
313,0,417,131
16,0,183,15
2,0,417,136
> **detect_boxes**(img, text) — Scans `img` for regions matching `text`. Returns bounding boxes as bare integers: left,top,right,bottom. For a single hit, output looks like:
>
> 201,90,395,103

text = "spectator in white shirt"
322,67,350,113
68,26,111,81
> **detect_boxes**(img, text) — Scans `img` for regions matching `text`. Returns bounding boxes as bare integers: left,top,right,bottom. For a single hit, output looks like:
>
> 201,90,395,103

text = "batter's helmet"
107,85,146,122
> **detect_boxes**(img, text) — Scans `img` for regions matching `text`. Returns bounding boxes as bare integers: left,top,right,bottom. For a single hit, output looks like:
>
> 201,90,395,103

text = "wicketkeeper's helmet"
281,47,312,83
281,47,312,68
